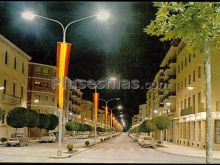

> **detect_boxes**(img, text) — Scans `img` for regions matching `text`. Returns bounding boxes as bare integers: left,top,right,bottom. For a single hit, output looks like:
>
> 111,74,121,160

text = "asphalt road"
0,133,219,163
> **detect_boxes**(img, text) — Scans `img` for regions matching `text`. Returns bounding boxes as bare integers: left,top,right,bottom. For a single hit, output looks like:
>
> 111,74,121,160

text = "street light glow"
187,86,195,90
109,76,116,81
22,11,35,20
97,10,110,20
34,99,39,103
117,105,122,109
0,86,4,90
166,102,171,106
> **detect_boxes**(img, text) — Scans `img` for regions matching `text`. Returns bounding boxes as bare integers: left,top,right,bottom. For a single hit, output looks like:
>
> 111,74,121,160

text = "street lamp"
22,10,110,157
0,87,5,90
99,98,120,133
101,105,123,137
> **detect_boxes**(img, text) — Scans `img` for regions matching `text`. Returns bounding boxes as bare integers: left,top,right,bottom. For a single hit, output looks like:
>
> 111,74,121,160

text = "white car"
77,132,89,139
138,136,154,147
39,133,56,143
7,133,29,146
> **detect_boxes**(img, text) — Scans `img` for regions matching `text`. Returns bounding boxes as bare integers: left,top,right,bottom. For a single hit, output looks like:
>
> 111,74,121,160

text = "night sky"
0,1,170,130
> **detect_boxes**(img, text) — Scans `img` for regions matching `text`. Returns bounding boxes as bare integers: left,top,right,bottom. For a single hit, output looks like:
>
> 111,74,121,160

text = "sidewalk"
155,141,220,160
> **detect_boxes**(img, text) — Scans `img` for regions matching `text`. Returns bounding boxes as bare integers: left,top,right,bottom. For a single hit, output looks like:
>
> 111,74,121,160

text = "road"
0,133,220,163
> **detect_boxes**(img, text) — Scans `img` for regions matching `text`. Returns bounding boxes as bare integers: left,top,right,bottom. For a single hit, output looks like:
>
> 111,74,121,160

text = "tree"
26,109,39,137
38,113,50,130
144,2,220,163
152,115,171,145
139,120,156,134
65,121,74,131
46,114,59,131
6,107,29,131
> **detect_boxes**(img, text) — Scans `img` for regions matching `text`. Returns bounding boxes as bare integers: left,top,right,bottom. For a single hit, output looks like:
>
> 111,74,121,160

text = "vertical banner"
111,112,112,128
105,106,108,128
56,42,72,110
93,93,99,125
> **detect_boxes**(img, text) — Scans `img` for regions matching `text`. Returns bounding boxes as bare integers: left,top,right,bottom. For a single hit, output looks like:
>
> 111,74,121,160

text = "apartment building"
139,104,147,123
28,63,82,137
0,34,31,138
81,100,93,125
132,114,139,127
146,39,220,150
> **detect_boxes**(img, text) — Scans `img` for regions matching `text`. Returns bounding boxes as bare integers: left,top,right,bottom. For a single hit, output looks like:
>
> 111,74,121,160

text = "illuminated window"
34,81,41,87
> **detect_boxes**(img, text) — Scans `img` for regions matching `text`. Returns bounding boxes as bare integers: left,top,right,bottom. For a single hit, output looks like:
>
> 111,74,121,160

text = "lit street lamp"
99,98,120,133
22,10,110,157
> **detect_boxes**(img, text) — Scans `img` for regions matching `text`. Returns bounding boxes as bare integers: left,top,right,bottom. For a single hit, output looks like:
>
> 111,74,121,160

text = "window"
189,53,191,62
35,95,41,101
35,66,41,73
34,81,41,87
181,62,183,70
184,78,187,87
14,57,16,69
4,52,8,64
185,58,187,66
13,83,16,96
184,99,187,109
193,95,196,113
42,68,49,74
193,53,196,58
22,62,24,74
193,70,196,82
3,79,7,94
198,66,201,78
45,96,48,101
42,82,48,88
215,120,220,144
21,86,23,98
188,97,191,107
188,74,191,85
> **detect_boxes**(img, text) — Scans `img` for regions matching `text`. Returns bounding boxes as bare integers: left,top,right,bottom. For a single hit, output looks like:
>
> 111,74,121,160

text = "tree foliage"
139,120,156,133
38,113,50,129
152,115,171,131
27,109,39,128
6,107,29,129
144,2,220,52
46,114,59,130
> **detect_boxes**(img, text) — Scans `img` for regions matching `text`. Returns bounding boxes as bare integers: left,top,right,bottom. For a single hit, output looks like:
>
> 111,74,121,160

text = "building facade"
0,34,31,138
28,63,82,137
145,40,220,150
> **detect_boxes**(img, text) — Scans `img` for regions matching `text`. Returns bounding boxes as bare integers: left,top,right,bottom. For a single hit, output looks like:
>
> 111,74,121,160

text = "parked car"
6,133,29,147
39,132,56,143
138,136,154,148
77,132,89,139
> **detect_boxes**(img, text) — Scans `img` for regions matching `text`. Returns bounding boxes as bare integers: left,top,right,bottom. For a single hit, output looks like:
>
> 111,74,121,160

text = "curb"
155,147,220,160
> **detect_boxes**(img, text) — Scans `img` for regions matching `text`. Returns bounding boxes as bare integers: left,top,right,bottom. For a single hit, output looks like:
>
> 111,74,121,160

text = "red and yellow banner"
105,106,108,127
56,42,72,110
93,93,99,123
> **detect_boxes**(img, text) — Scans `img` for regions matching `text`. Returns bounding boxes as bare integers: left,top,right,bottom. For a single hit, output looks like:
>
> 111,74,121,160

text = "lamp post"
99,98,120,133
22,10,109,157
102,105,122,137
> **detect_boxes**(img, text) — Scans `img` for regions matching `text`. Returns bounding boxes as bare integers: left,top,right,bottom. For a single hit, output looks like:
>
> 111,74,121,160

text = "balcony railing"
2,93,21,105
181,107,193,116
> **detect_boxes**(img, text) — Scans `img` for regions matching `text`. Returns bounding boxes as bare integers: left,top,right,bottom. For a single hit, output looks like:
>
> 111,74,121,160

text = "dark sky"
0,1,170,130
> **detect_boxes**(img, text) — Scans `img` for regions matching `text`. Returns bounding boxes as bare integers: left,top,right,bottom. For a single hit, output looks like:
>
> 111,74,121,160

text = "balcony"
2,93,21,105
167,91,176,98
167,74,176,82
181,107,193,116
